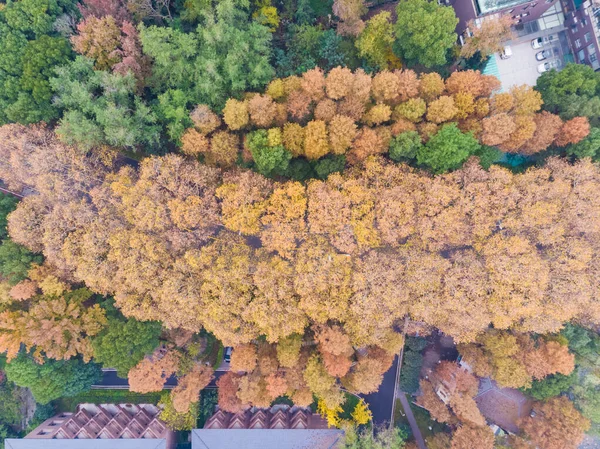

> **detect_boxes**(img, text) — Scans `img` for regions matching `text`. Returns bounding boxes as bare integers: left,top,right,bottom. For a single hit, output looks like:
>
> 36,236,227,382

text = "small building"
7,403,175,449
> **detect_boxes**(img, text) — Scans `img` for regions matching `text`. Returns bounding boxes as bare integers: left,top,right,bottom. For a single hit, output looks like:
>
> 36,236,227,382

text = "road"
362,355,398,426
94,369,225,390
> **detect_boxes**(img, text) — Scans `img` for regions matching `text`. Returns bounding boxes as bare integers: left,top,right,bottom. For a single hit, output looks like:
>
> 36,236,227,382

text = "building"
561,0,600,69
193,405,344,449
452,0,560,35
6,403,175,449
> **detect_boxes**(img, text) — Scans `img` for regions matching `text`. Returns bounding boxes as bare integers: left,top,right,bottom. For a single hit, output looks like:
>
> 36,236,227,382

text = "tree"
92,318,162,376
343,425,407,449
536,63,600,125
0,240,42,285
223,99,249,130
329,115,357,155
524,372,577,400
216,372,243,413
158,392,198,431
128,348,180,393
417,124,481,174
555,116,590,147
78,0,132,24
520,397,590,449
249,94,277,128
247,130,292,176
419,73,445,101
333,0,366,36
399,350,423,393
5,353,101,404
451,425,494,449
481,113,516,146
51,57,159,151
351,399,372,425
461,16,513,59
276,334,303,367
230,344,257,373
171,365,214,413
394,0,458,68
395,98,427,123
325,67,354,100
355,12,395,69
71,16,123,71
304,120,330,160
139,1,274,109
0,0,74,125
566,126,600,159
389,131,422,162
3,289,107,362
181,128,210,156
208,131,239,167
426,96,458,124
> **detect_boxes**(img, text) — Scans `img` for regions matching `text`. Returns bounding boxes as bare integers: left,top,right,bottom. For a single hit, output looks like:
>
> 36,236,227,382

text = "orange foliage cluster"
179,67,588,168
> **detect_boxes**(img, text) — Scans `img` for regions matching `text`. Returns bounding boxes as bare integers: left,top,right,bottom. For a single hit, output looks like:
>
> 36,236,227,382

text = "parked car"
224,346,233,363
537,60,560,73
500,45,513,59
536,50,552,61
532,35,556,49
532,37,544,49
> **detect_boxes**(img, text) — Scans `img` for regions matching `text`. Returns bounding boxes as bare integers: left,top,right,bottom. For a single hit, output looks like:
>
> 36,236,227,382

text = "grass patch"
54,389,162,412
393,395,448,441
339,393,360,421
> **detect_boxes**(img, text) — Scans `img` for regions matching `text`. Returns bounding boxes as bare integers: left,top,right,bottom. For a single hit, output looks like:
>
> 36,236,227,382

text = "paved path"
362,356,398,426
93,369,224,390
398,392,427,449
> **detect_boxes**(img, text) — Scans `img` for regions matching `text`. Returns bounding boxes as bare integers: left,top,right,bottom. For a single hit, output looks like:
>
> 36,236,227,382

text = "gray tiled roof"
4,440,167,449
192,429,344,449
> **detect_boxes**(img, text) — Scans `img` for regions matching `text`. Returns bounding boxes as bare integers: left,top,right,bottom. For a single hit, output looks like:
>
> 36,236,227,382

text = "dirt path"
398,392,427,449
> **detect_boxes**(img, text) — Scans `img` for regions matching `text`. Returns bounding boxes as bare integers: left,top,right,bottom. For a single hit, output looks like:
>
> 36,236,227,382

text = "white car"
536,50,552,61
538,60,560,73
500,45,513,59
532,37,544,49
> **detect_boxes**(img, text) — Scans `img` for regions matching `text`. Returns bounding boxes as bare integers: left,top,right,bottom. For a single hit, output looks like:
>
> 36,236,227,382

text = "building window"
573,15,578,23
591,53,598,62
545,0,554,3
578,49,586,61
508,8,515,12
572,24,579,33
588,43,596,54
523,4,531,9
575,38,582,47
581,18,587,26
531,2,538,5
585,32,592,42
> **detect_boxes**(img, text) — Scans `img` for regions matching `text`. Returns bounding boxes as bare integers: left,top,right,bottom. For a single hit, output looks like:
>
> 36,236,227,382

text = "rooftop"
5,441,167,449
475,378,533,433
191,429,345,449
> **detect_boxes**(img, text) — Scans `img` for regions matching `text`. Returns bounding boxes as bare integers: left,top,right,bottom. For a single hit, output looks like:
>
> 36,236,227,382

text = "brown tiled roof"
203,406,329,430
24,404,173,442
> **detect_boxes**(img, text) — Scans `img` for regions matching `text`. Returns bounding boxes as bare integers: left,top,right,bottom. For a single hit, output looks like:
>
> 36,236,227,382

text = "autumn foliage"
2,123,600,412
177,68,585,171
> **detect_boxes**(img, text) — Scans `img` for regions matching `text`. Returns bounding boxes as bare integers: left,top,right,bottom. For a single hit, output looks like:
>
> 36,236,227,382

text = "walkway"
398,392,427,449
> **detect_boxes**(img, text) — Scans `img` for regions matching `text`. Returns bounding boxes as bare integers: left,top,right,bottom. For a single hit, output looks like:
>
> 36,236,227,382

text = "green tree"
140,0,274,110
0,239,43,285
536,63,600,126
247,130,293,177
5,353,101,404
417,123,481,173
524,372,577,400
51,57,160,151
400,350,423,394
389,131,422,162
566,127,600,160
343,424,407,449
0,193,19,240
91,318,162,377
355,12,394,69
0,0,74,125
314,155,346,179
394,0,458,68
